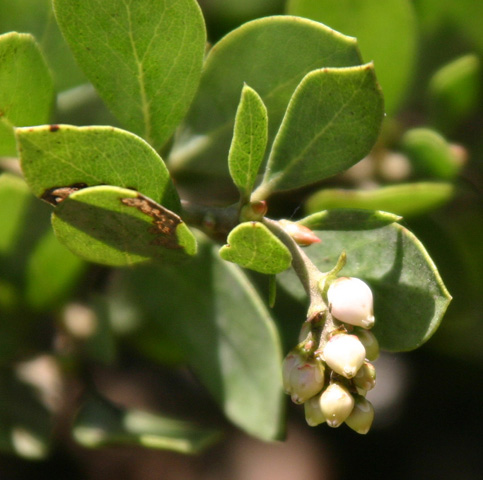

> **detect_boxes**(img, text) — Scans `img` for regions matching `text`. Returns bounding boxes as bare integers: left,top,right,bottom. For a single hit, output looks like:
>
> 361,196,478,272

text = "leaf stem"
262,217,327,319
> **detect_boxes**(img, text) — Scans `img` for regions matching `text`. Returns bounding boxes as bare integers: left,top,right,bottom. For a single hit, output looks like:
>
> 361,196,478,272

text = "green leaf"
287,0,417,114
278,212,451,351
17,125,179,211
401,128,461,180
52,186,197,267
24,230,86,311
428,54,482,133
0,32,53,157
108,236,285,440
53,0,206,150
0,367,52,459
0,173,84,314
73,394,221,454
300,209,401,230
253,64,384,198
228,84,268,200
170,16,362,179
0,0,87,90
220,222,292,274
305,183,455,219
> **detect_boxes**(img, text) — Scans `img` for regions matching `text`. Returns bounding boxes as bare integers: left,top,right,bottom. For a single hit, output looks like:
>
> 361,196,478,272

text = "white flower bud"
282,352,325,404
304,393,326,427
328,277,375,328
355,328,380,361
323,334,366,379
320,382,354,428
353,361,376,393
345,396,375,434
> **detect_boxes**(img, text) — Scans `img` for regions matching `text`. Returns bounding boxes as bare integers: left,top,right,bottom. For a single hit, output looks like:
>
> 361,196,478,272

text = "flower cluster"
282,277,378,434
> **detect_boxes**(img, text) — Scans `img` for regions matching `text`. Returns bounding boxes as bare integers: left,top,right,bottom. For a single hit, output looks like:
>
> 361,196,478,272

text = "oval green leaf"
52,186,196,267
17,125,179,211
278,212,451,351
428,54,482,132
220,222,292,274
305,183,455,219
300,209,401,230
254,64,384,198
0,32,53,156
170,16,362,178
73,394,221,454
53,0,206,150
401,128,461,180
228,84,268,200
108,236,285,440
287,0,417,114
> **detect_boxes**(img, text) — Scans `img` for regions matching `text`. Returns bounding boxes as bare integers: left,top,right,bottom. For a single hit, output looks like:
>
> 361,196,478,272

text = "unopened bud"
355,328,380,361
282,352,325,404
345,395,375,434
353,361,376,393
320,382,354,428
327,277,375,328
304,393,326,426
240,201,267,221
279,220,321,246
323,334,366,379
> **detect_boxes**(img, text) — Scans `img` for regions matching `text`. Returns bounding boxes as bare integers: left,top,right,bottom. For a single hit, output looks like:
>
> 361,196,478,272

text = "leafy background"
0,0,482,479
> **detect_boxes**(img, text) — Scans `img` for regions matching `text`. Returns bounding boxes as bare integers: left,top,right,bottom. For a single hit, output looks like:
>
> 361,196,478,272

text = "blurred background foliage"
0,0,482,478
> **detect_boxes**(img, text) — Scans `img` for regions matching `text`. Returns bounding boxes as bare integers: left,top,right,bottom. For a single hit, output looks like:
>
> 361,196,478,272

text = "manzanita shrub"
1,0,466,460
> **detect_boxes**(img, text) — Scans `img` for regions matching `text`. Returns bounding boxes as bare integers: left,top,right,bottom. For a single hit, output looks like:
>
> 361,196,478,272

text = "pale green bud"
282,352,325,404
323,334,366,378
304,393,326,427
355,328,380,361
353,361,376,392
345,396,375,434
320,382,354,428
328,277,375,328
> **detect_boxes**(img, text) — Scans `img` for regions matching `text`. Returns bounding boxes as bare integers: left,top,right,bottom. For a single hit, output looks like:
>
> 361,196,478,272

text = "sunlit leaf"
53,0,206,150
0,32,53,156
278,211,451,351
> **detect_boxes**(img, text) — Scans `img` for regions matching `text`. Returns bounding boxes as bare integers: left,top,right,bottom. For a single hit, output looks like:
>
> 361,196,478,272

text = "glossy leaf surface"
53,0,206,150
278,210,451,351
254,64,384,198
170,16,362,178
108,236,285,440
17,125,179,211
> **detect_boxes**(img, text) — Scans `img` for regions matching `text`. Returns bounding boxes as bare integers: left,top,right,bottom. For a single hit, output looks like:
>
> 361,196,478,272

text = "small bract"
328,277,375,328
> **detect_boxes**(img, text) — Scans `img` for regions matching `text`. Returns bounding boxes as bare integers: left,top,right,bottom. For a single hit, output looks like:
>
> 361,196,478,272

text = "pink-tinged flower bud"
304,393,326,427
327,277,375,328
282,352,325,404
278,220,321,246
345,396,375,434
353,361,376,393
320,382,354,428
323,334,366,379
355,328,380,361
